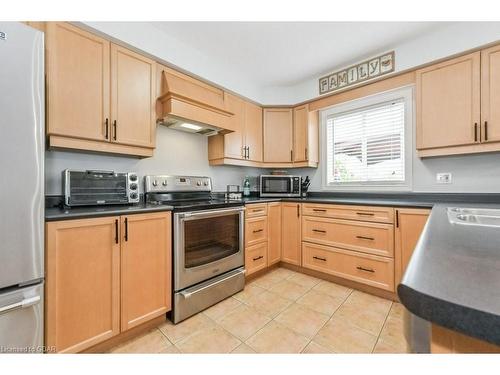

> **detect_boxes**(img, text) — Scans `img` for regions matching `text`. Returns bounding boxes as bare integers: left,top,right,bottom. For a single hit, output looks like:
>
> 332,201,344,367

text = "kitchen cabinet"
46,212,172,353
281,202,302,266
245,203,269,276
120,212,171,331
394,208,430,288
263,108,293,163
45,217,120,353
267,202,282,265
481,44,500,144
208,95,263,165
292,105,319,166
245,242,268,276
46,22,155,157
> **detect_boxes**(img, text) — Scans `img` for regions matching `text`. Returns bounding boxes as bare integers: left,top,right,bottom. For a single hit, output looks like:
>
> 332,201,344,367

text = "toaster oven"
63,169,140,206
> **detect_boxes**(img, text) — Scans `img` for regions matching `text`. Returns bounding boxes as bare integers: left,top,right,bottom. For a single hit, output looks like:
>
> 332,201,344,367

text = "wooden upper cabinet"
46,22,110,141
222,93,245,159
481,44,500,144
111,44,156,148
267,202,282,265
293,105,319,165
281,202,302,266
120,212,171,331
416,52,481,153
394,208,430,289
263,108,293,163
245,101,263,162
45,217,120,353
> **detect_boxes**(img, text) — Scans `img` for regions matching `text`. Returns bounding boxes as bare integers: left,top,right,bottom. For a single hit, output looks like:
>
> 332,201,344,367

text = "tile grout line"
371,301,393,353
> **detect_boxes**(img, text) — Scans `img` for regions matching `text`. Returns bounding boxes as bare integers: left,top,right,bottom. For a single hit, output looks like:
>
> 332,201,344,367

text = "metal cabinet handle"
356,235,374,241
242,146,246,159
124,218,128,241
115,219,119,244
113,120,117,140
252,209,264,212
297,204,300,218
253,229,263,233
313,256,326,262
305,147,308,160
0,296,41,316
485,121,488,141
290,150,293,161
474,122,478,142
356,266,375,273
312,229,326,234
105,118,109,139
246,146,250,159
253,255,264,261
356,212,374,216
312,209,327,212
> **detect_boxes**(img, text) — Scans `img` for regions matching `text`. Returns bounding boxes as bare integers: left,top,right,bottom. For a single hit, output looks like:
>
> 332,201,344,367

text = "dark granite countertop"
398,203,500,346
45,203,174,221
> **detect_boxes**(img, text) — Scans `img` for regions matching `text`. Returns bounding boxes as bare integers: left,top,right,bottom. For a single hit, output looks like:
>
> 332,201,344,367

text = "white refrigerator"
0,22,44,353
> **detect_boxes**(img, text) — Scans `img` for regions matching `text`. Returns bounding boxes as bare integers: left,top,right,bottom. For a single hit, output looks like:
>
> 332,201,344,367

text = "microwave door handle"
85,170,115,175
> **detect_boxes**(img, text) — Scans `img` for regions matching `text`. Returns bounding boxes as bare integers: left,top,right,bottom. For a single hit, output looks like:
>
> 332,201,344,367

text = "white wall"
45,126,265,195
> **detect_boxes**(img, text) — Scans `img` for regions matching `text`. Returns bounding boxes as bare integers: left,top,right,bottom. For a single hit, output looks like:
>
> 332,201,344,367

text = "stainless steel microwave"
259,175,301,197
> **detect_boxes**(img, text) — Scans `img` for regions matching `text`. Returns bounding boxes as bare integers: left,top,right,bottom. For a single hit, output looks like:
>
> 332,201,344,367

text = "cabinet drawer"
302,203,394,224
245,242,268,276
302,242,394,292
246,203,268,218
302,216,394,258
245,216,268,246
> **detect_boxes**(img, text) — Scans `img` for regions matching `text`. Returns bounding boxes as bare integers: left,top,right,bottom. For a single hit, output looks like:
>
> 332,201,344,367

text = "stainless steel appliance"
63,169,140,206
145,175,245,323
260,174,301,197
403,310,430,353
0,22,44,352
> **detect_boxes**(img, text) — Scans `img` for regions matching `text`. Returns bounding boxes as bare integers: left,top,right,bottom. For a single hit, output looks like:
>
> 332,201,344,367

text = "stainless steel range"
144,175,245,323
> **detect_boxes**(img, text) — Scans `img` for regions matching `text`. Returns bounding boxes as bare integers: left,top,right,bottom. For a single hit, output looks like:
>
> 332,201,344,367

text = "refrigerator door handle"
0,295,41,316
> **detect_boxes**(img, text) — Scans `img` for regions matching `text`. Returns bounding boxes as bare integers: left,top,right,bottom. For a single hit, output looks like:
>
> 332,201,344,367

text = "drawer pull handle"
356,212,374,216
312,209,327,212
356,266,375,273
252,209,263,213
313,256,327,262
312,229,327,233
253,229,264,233
253,255,264,261
356,235,374,241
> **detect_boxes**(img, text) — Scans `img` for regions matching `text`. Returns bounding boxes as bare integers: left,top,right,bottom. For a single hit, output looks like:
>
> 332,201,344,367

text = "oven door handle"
180,269,246,299
180,207,246,220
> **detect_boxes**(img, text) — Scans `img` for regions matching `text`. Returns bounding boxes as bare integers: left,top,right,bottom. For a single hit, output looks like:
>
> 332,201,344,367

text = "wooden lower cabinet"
45,217,120,353
302,242,395,292
267,202,282,265
431,324,500,353
120,213,171,331
45,212,172,353
281,202,301,266
245,216,268,247
245,242,268,276
394,208,431,288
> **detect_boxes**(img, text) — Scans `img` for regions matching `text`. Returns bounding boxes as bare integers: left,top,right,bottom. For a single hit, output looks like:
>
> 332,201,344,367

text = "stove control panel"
144,175,212,193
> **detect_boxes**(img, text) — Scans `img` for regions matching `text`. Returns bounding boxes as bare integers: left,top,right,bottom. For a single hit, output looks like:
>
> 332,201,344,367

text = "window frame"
320,86,414,191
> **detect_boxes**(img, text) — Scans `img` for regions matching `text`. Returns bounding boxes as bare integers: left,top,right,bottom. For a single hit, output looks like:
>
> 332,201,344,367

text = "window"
321,87,413,190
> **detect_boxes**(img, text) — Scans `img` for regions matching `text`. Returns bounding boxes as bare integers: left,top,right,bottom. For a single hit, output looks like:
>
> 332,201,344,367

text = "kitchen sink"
447,207,500,227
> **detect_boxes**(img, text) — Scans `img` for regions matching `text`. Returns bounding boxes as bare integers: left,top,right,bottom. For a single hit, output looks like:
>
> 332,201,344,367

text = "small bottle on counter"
243,176,251,197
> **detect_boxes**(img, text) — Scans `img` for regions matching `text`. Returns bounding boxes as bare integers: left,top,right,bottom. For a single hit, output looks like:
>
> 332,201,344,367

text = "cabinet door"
293,105,308,162
416,52,481,150
46,22,110,141
46,217,120,353
263,108,293,162
223,93,245,159
394,208,430,289
111,44,156,148
268,202,282,265
245,102,263,162
120,212,172,331
481,44,500,143
281,203,301,265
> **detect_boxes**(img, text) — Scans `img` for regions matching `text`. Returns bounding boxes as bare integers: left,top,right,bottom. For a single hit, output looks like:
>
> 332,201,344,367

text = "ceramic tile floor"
109,267,409,354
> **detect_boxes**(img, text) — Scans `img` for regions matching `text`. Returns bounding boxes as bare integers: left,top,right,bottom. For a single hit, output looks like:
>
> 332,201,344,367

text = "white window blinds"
326,99,405,184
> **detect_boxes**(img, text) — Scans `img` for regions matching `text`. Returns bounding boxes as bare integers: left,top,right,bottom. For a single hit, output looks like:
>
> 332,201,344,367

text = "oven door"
174,206,245,291
260,176,299,197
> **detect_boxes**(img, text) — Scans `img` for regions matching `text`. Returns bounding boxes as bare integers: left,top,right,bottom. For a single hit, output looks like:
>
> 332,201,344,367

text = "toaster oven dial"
162,180,168,186
129,183,138,190
129,174,138,182
130,192,138,200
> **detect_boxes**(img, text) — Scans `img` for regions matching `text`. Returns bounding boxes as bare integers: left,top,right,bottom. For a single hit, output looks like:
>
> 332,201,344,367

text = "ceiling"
151,22,451,88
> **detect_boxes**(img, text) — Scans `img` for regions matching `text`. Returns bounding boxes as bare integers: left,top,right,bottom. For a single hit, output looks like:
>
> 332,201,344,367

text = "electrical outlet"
436,173,452,184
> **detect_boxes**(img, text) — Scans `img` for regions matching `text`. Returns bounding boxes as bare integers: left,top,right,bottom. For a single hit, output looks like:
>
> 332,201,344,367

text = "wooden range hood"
157,68,235,135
